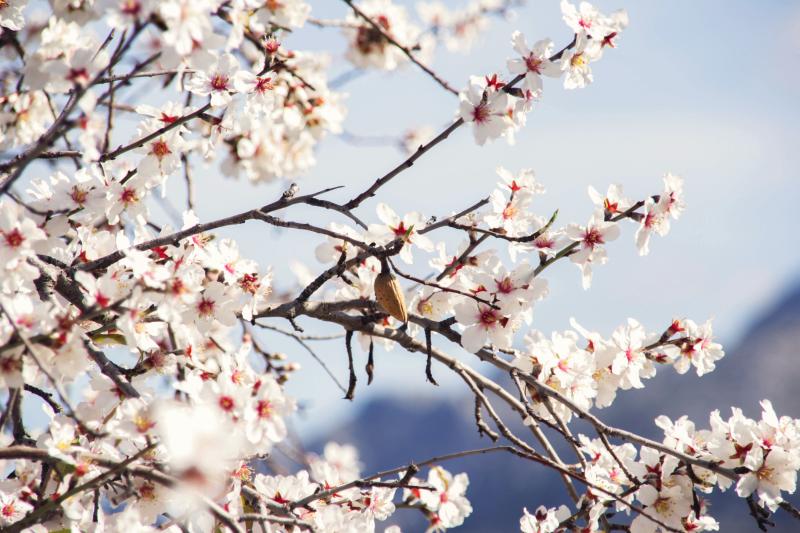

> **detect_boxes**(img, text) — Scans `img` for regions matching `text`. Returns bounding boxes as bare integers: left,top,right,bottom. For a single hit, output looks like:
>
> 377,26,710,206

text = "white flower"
631,483,692,533
670,319,724,376
0,200,47,271
368,203,433,264
565,213,620,289
183,281,239,332
560,35,600,90
507,32,561,96
344,0,420,71
519,505,571,533
454,300,513,353
458,76,513,145
255,0,311,29
0,0,27,31
233,71,277,115
419,467,473,528
186,53,241,107
254,471,317,505
737,447,798,511
0,490,33,526
604,318,655,389
48,47,110,93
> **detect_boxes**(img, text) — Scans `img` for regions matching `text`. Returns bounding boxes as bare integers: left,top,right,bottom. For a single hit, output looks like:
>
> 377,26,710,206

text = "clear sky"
138,0,800,439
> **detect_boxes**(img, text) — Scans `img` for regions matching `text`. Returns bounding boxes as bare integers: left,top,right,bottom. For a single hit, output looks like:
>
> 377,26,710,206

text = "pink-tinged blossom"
631,483,692,533
560,0,602,36
507,32,561,96
368,203,433,264
635,196,670,256
670,319,724,376
419,467,473,528
561,1,628,42
560,35,600,90
135,126,185,181
604,318,655,389
409,285,452,323
588,183,631,215
661,172,686,219
233,70,277,115
0,200,47,271
186,53,241,107
104,0,157,29
566,213,620,289
315,223,364,264
48,47,110,93
519,505,571,533
483,167,545,238
0,491,33,526
243,375,294,451
254,471,317,505
737,446,798,511
255,0,310,29
454,301,513,353
458,76,513,145
105,175,150,226
344,0,421,71
183,281,239,332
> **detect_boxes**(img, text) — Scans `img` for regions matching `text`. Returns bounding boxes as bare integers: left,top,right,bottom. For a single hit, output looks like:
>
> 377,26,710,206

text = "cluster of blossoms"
0,0,344,182
315,166,688,359
512,314,724,425
344,0,520,70
459,0,629,144
1,0,798,532
417,0,515,53
511,401,800,533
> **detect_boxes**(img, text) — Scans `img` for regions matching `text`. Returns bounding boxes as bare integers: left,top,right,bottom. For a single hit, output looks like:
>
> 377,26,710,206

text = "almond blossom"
566,212,620,288
187,53,241,107
458,75,513,145
507,32,561,96
0,2,795,532
454,300,513,353
368,203,433,264
344,0,422,71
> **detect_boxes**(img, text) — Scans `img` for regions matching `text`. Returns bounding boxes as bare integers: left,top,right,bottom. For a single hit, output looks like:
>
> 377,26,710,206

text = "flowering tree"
0,0,797,532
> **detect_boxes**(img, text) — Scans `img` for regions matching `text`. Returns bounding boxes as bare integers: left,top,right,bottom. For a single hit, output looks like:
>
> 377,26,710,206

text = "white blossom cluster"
458,0,629,145
0,0,798,532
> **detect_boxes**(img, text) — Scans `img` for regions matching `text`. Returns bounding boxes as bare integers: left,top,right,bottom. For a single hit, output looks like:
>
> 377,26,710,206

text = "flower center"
472,104,490,123
525,55,543,73
653,496,672,515
3,228,25,248
121,0,141,15
256,400,272,419
756,464,775,481
571,53,587,68
255,77,274,93
210,74,229,91
68,67,90,85
583,227,604,248
480,309,498,326
218,395,235,412
197,297,215,316
70,185,89,205
120,187,138,205
151,139,171,159
496,277,514,294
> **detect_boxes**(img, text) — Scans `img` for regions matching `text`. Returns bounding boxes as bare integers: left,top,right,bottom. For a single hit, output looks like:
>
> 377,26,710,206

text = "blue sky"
22,0,794,439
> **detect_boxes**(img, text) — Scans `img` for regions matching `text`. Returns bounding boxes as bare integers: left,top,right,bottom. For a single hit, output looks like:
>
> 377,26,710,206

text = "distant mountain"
317,283,800,532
